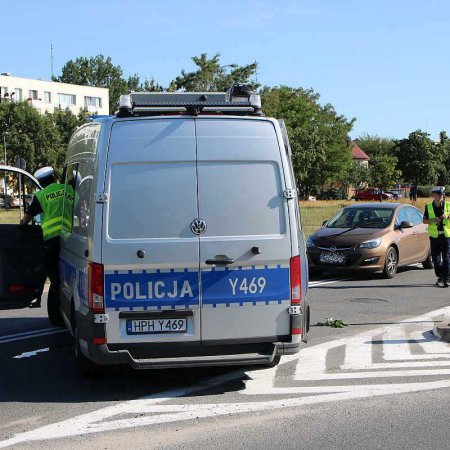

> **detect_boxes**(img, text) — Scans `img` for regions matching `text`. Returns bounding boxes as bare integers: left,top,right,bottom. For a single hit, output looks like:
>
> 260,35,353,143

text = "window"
1,86,8,95
28,90,38,100
62,163,79,234
57,93,76,106
396,207,410,225
406,207,423,226
84,96,102,108
44,91,51,103
14,88,22,101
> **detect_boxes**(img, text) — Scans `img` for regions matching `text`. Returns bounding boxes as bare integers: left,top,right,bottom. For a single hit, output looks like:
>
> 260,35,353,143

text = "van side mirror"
400,220,413,229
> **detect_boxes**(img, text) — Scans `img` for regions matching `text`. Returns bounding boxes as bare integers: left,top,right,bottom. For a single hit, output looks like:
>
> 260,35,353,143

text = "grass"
300,198,429,237
0,198,431,235
0,209,23,224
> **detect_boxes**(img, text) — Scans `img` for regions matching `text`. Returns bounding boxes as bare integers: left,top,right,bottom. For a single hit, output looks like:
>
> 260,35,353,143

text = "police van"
2,85,310,373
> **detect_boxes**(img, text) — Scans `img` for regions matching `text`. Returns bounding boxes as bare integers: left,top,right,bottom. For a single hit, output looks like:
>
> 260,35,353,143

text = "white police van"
3,85,310,373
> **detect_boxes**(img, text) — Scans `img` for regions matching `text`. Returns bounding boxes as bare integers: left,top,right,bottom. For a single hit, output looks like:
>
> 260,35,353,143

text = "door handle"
205,256,235,266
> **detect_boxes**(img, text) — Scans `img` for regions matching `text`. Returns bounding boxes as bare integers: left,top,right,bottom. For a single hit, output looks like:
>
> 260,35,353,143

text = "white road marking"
2,306,450,448
0,328,67,344
13,348,50,359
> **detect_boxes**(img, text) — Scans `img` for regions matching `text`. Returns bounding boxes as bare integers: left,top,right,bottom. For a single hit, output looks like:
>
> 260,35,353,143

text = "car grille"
316,245,353,251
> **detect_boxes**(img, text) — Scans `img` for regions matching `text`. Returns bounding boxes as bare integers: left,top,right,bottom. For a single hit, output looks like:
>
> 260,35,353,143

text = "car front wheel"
382,247,398,279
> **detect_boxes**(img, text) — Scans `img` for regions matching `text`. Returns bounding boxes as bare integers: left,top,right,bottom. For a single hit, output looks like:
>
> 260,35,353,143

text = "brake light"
8,284,36,294
290,255,302,305
88,262,104,313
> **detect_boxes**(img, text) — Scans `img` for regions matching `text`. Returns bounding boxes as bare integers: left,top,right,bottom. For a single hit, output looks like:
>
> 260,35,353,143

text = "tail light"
290,255,302,305
8,284,36,294
88,262,104,313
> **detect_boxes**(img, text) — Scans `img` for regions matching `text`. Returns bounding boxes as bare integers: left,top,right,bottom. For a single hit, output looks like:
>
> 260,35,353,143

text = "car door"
395,206,417,264
101,118,202,345
196,118,292,343
406,206,429,261
0,165,45,309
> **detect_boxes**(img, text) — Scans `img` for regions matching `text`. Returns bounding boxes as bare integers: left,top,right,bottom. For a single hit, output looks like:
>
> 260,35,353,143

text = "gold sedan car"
307,203,432,278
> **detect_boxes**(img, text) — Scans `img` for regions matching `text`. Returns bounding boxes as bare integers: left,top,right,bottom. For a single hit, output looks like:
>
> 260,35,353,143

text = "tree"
0,101,63,176
260,86,354,198
346,162,370,192
369,154,402,193
169,53,258,92
53,55,139,114
393,130,442,185
355,134,396,158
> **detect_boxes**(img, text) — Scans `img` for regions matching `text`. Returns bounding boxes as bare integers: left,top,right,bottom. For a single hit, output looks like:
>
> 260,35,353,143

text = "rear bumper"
81,338,301,369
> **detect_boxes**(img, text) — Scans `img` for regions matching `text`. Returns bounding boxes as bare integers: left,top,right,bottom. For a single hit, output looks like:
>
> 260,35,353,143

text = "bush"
417,185,450,198
316,187,347,200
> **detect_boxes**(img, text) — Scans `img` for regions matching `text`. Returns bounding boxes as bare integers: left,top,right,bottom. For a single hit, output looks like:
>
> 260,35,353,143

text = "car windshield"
326,208,394,229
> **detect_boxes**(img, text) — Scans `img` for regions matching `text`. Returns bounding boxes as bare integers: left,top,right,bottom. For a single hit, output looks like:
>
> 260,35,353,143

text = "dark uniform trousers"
430,234,450,280
43,237,60,302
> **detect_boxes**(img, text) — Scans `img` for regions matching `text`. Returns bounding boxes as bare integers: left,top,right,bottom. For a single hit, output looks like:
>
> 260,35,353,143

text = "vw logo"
330,246,337,252
190,219,207,235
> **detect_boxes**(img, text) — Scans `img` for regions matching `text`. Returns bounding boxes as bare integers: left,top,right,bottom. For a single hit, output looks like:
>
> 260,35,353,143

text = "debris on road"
317,318,349,328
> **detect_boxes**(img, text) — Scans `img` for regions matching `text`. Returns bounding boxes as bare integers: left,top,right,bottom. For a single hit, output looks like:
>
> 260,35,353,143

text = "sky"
1,0,449,140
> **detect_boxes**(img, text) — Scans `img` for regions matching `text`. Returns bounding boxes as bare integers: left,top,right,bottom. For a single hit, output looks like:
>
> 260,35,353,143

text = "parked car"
10,194,33,209
0,194,13,209
307,203,432,278
353,188,393,201
385,190,404,200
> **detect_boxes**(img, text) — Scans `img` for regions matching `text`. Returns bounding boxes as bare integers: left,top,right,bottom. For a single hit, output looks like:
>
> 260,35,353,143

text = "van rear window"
107,162,198,239
198,161,285,236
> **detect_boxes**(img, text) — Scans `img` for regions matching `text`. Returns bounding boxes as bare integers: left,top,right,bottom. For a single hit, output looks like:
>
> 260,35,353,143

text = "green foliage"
52,55,137,114
355,134,396,158
393,130,442,185
345,162,370,192
369,153,402,191
0,101,88,178
260,86,354,198
168,53,258,92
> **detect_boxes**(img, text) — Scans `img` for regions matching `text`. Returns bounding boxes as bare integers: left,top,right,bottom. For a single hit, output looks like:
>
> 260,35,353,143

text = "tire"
47,290,64,326
422,251,434,270
382,246,398,279
73,321,99,377
266,355,281,368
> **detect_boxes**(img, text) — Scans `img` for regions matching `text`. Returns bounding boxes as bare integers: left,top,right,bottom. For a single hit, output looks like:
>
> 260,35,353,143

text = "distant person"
423,186,450,287
409,184,417,202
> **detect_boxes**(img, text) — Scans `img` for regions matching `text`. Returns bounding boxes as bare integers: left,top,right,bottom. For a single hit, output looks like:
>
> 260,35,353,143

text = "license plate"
319,252,346,264
126,318,187,334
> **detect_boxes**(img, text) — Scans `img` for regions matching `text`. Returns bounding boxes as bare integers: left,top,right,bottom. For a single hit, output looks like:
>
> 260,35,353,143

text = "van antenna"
51,44,54,78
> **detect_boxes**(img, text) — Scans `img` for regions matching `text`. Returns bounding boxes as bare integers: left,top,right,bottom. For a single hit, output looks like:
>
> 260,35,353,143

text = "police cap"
34,166,54,180
431,186,445,195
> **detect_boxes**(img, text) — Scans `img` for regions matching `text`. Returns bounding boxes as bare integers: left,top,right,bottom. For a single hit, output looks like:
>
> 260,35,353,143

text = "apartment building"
0,73,109,115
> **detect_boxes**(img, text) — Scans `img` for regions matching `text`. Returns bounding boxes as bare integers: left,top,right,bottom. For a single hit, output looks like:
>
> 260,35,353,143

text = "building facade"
0,73,109,115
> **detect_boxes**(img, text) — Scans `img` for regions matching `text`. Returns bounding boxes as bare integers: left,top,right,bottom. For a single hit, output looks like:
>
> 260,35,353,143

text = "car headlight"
306,237,316,248
357,238,382,249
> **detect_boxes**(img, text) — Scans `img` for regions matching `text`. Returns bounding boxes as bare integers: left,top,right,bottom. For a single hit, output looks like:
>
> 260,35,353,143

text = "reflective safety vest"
35,183,65,241
426,201,450,238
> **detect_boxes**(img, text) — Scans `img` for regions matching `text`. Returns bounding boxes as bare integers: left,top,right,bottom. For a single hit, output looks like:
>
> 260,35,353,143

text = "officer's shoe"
436,278,444,287
442,281,450,288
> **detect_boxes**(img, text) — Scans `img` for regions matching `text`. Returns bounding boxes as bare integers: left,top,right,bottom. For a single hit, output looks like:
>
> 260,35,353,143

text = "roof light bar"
116,84,262,117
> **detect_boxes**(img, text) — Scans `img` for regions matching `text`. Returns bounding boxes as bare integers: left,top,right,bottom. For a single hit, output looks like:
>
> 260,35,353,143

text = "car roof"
345,202,402,210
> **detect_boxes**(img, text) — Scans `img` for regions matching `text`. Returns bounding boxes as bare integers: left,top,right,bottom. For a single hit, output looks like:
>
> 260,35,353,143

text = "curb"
432,317,450,342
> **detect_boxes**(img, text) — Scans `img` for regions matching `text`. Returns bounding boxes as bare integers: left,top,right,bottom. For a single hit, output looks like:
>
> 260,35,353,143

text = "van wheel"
382,247,398,279
266,355,281,368
422,251,434,269
73,322,99,377
47,290,64,326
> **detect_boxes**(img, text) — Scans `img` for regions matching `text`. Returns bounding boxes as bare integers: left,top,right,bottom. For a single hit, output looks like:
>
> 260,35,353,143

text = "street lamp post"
2,132,9,209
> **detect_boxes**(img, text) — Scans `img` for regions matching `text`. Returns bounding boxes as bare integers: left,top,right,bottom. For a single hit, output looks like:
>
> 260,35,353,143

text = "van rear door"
102,118,201,344
196,118,292,342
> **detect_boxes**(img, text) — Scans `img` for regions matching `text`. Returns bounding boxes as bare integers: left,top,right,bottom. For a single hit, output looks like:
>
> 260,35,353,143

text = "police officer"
423,186,450,287
21,167,65,313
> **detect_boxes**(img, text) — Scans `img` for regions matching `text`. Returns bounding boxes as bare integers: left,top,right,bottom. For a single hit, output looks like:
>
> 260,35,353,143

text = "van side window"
62,163,79,234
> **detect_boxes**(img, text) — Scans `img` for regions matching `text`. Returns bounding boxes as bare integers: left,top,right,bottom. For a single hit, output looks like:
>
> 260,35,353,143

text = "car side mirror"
400,220,413,229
